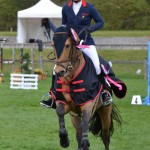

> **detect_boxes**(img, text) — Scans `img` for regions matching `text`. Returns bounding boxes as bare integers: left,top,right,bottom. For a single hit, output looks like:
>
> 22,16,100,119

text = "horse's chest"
62,84,73,102
55,54,102,105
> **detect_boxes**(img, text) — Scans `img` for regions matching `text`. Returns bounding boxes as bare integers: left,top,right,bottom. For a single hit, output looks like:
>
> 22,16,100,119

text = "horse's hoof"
81,139,90,150
59,129,70,148
60,136,69,148
60,138,69,148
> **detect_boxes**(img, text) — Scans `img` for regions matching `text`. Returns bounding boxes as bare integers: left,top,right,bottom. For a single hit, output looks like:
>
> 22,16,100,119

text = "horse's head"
52,25,81,78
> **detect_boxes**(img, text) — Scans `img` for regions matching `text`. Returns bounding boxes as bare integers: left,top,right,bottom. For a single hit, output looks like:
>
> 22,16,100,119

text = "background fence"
0,41,148,79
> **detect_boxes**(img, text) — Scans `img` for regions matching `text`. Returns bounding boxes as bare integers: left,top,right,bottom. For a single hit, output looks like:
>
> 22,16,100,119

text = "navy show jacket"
62,0,104,45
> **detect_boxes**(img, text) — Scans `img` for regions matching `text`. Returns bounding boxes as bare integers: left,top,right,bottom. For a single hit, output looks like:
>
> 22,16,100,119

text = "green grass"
0,32,16,36
0,30,150,37
0,49,149,149
98,50,147,78
92,30,150,37
1,49,147,79
0,75,149,150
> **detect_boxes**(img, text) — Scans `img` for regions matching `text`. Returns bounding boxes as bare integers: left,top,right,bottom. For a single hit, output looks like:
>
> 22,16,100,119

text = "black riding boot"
98,74,112,106
40,73,56,109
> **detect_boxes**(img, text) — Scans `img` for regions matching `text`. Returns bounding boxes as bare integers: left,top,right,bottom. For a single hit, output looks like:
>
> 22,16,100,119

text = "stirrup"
100,90,113,106
40,93,54,108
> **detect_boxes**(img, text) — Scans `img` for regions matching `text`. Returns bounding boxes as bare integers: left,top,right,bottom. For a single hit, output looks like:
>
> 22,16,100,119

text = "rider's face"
72,0,81,3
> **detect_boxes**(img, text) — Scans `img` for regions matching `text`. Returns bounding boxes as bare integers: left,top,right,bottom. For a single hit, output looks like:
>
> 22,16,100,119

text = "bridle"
52,31,82,77
47,28,89,78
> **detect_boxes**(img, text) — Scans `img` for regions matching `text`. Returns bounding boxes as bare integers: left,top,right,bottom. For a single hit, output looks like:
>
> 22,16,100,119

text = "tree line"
0,0,150,31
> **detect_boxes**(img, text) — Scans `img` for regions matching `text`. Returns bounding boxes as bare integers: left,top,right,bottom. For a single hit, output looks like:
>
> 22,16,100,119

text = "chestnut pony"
50,25,124,150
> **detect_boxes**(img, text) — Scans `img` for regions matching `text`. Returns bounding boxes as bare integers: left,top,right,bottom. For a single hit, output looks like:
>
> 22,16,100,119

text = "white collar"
73,0,82,8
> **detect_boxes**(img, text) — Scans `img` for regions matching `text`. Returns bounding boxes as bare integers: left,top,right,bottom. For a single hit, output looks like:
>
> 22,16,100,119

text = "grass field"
0,49,149,149
92,30,150,37
0,75,149,150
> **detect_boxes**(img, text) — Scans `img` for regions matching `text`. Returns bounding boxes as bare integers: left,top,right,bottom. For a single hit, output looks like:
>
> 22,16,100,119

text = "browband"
54,32,70,35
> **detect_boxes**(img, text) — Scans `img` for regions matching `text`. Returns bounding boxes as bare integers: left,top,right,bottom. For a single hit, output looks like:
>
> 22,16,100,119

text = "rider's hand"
82,28,91,44
84,27,91,34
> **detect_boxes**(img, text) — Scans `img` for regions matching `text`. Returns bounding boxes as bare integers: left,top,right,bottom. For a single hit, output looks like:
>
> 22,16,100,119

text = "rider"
40,0,112,108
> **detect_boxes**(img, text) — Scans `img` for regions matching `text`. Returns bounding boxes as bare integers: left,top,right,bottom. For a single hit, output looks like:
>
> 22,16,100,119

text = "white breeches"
81,45,101,75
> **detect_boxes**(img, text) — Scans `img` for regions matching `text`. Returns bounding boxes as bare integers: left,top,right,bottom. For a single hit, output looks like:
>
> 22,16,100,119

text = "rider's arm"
48,19,56,32
62,6,67,25
89,5,104,33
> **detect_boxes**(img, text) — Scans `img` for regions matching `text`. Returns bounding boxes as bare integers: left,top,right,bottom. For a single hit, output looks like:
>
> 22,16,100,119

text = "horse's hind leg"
71,115,82,150
99,105,112,150
56,103,69,148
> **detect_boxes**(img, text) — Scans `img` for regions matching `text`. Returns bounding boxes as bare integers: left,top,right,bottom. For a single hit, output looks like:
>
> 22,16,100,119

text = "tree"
90,0,150,30
51,0,69,6
0,0,39,30
0,0,150,31
145,0,150,5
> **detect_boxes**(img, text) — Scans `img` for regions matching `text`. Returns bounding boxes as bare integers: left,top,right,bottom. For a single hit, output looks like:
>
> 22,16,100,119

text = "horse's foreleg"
81,108,92,150
56,103,69,148
71,115,82,150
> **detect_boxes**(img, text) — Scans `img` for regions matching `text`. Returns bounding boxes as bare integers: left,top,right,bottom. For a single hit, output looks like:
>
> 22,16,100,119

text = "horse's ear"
70,28,80,44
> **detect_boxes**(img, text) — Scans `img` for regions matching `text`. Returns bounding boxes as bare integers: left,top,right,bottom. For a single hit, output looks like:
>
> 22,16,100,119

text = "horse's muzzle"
56,71,65,77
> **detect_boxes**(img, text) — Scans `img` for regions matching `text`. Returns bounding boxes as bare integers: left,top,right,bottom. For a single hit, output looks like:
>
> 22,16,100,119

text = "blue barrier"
143,41,150,105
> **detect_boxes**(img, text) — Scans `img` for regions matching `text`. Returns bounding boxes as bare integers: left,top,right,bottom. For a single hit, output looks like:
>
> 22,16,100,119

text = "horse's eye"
65,44,70,49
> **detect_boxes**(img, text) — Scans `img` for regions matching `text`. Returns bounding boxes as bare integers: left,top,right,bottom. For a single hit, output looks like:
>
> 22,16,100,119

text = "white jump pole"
144,41,150,105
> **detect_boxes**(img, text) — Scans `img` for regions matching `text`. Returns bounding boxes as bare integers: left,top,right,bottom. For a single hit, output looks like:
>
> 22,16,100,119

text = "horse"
49,25,126,150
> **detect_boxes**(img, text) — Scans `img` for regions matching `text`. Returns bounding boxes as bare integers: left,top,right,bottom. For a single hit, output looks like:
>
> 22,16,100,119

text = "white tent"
17,0,62,43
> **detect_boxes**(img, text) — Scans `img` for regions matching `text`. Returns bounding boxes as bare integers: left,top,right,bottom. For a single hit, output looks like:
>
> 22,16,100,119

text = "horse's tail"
89,103,123,139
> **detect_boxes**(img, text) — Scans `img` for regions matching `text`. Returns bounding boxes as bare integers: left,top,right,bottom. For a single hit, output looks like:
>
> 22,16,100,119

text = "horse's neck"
73,52,85,76
61,52,85,107
60,49,85,108
63,50,85,82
